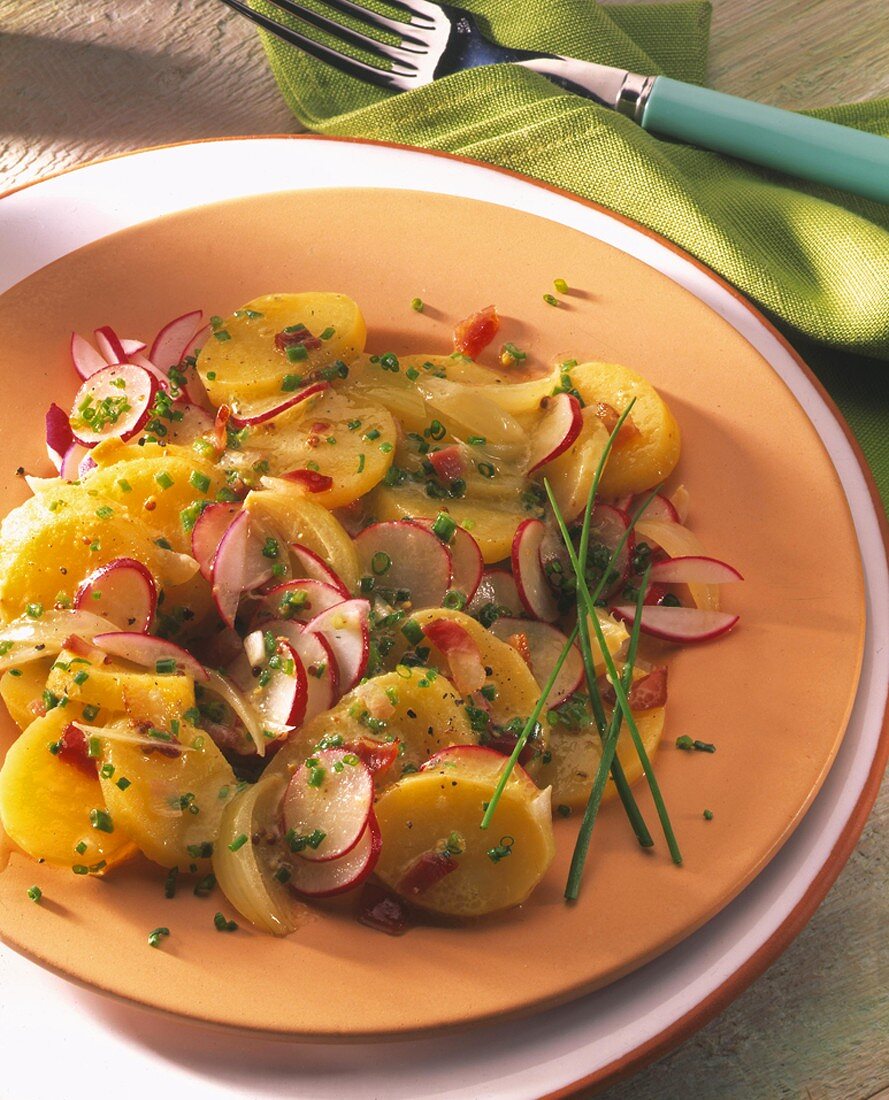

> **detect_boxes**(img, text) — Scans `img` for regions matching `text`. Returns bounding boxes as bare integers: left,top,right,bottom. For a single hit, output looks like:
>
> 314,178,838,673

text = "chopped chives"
410,297,424,312
213,912,238,932
553,278,569,294
154,472,174,491
147,926,170,948
543,293,559,306
228,833,249,852
89,808,114,833
189,470,211,493
319,326,335,339
155,657,177,674
27,885,42,903
703,809,714,820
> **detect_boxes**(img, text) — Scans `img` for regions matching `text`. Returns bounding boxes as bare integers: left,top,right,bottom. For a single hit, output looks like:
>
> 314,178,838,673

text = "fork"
221,0,889,204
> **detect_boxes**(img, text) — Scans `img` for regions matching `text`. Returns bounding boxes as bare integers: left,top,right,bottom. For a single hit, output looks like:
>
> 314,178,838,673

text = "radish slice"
420,618,486,695
183,322,210,360
59,442,91,480
354,521,451,609
92,632,209,679
611,603,740,644
587,503,633,597
149,310,202,370
490,617,584,707
467,568,523,616
73,558,157,632
161,400,214,446
211,511,274,627
239,635,309,730
227,382,329,429
635,518,720,612
259,619,338,721
411,519,483,602
631,492,679,525
512,519,559,623
290,543,350,597
78,451,97,479
69,364,157,446
45,403,74,471
93,325,127,364
70,332,108,380
257,579,346,626
528,392,583,472
192,502,240,581
119,337,147,358
287,812,381,898
649,556,743,585
128,351,178,393
283,748,373,862
304,599,370,692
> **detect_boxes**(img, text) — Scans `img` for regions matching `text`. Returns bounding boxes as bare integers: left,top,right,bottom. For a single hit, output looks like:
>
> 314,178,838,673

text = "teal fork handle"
642,76,889,204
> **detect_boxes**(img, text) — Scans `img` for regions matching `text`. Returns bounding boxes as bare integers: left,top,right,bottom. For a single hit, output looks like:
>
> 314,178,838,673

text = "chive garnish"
148,927,170,948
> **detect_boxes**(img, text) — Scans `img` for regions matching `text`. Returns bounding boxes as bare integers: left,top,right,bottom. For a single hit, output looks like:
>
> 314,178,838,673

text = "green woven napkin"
256,0,889,506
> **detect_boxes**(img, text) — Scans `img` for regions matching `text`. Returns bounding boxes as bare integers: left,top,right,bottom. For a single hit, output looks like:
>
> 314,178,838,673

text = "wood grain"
0,0,887,1096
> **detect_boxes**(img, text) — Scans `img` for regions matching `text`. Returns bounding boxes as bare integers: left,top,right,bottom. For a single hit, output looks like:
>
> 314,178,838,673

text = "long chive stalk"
546,485,683,867
480,622,580,830
565,568,649,900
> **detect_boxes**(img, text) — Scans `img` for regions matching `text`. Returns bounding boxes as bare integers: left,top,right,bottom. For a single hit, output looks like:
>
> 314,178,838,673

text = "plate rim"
1,135,887,1095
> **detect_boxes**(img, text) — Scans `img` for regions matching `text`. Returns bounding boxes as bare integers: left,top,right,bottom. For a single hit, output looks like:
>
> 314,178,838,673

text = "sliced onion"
213,773,310,935
73,557,157,632
92,632,208,680
203,668,269,754
489,618,584,707
635,518,720,611
69,363,157,446
283,749,373,862
0,609,119,671
354,521,451,609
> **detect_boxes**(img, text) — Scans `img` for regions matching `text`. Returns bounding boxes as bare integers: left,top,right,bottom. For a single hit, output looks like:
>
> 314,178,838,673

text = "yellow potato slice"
564,361,681,498
268,667,476,790
45,651,196,728
0,658,52,730
244,478,359,593
0,485,195,622
536,705,666,810
374,755,555,916
0,708,136,870
98,720,236,868
196,292,366,410
239,390,396,508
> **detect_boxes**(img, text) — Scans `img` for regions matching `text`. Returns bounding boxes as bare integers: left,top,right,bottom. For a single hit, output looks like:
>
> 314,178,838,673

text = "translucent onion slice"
213,773,311,936
0,609,120,672
203,668,273,756
635,518,719,611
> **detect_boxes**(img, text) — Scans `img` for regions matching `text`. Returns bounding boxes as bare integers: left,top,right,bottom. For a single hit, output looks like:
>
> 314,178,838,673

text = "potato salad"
0,293,741,938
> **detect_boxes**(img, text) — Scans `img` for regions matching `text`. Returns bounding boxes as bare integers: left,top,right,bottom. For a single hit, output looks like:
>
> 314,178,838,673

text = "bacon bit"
398,849,458,896
214,404,232,451
453,305,500,360
63,634,108,664
281,469,334,493
274,327,322,354
599,666,668,711
428,445,464,484
311,420,331,433
506,631,532,667
143,496,157,512
421,619,486,695
347,737,399,778
57,724,96,776
595,402,641,445
357,883,412,935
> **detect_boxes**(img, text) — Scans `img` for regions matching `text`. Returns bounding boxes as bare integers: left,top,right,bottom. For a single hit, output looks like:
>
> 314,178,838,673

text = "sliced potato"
197,292,366,410
244,478,359,592
0,658,52,730
98,720,236,867
0,709,136,870
374,753,555,916
239,390,396,508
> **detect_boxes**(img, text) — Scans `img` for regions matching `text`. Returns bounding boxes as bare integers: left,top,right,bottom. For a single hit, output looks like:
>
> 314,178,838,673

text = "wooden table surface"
1,2,887,1097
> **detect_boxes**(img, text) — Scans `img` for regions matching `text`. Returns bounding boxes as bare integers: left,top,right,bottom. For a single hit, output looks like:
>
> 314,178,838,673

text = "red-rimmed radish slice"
287,812,381,897
467,568,523,616
282,469,334,494
489,617,584,707
256,579,346,626
227,381,329,429
528,393,582,472
304,599,370,692
92,631,209,679
73,558,157,632
290,543,350,597
69,364,157,446
420,618,486,695
93,325,127,364
211,511,274,627
149,310,203,370
411,518,483,602
632,492,679,525
119,337,147,358
183,322,210,360
78,451,97,479
162,400,214,446
588,503,633,596
70,332,107,380
635,518,721,612
127,351,178,393
355,521,451,609
649,556,743,585
611,603,739,644
421,744,539,791
59,442,91,481
512,519,559,623
282,622,339,720
283,748,373,863
192,502,240,582
240,635,309,730
45,403,73,471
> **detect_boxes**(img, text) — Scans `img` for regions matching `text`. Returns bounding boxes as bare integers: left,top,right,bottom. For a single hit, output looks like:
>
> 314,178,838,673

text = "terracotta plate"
0,143,867,1042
